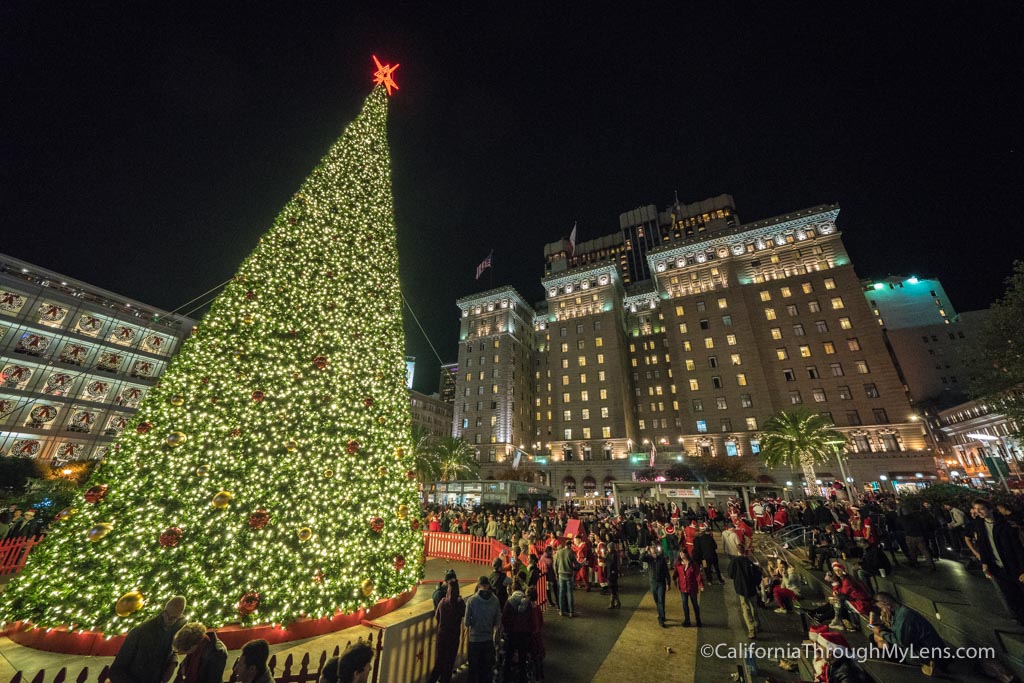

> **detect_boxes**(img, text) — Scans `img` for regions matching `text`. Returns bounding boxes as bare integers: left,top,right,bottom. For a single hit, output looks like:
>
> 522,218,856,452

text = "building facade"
864,275,956,330
0,254,195,465
409,389,454,438
861,275,987,415
936,392,1023,489
451,200,937,498
438,362,458,404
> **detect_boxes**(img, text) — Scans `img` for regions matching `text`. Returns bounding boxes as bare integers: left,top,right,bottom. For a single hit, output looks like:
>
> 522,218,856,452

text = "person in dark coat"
605,540,621,609
172,624,228,683
692,524,724,584
728,556,762,639
110,596,187,683
427,577,466,683
644,543,671,628
972,499,1024,625
501,589,534,683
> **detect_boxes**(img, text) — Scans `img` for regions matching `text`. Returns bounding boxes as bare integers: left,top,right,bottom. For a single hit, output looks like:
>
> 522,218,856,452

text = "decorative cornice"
647,204,841,276
456,286,535,316
540,263,620,293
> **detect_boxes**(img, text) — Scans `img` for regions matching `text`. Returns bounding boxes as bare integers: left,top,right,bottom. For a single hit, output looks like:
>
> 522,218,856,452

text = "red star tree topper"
372,55,399,95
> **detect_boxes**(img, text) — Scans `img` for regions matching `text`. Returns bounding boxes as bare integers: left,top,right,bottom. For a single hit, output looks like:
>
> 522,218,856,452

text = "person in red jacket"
572,535,591,592
673,550,704,626
733,516,753,556
428,516,442,533
682,519,699,558
828,561,872,631
772,505,788,534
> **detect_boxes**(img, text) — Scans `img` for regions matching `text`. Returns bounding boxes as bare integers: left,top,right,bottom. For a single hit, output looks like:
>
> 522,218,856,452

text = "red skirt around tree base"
3,587,417,656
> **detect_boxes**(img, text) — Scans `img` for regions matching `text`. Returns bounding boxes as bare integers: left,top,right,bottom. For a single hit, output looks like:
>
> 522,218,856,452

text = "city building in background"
0,254,195,465
438,361,458,404
864,275,956,330
861,276,989,449
936,392,1023,490
409,389,454,438
452,286,536,465
452,197,937,500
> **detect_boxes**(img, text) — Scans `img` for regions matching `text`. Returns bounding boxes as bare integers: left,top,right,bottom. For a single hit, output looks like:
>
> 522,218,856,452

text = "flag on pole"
475,251,493,280
512,449,522,470
568,222,578,257
649,442,657,467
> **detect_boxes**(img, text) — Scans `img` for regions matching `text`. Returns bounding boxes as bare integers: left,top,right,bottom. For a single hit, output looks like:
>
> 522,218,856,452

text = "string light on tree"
1,56,421,634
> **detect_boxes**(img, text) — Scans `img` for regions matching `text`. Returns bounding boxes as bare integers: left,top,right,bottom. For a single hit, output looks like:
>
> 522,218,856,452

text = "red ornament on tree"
251,390,265,403
393,555,406,571
136,421,153,434
238,591,260,616
201,377,210,384
363,397,374,408
405,470,416,480
159,526,183,547
248,510,270,529
245,291,255,300
230,427,242,438
312,355,328,370
346,440,360,455
84,485,109,504
410,519,420,532
369,516,385,534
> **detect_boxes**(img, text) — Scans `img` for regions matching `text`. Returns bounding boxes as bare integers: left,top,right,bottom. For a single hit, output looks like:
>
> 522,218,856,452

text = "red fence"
421,531,505,565
0,535,42,576
420,532,548,607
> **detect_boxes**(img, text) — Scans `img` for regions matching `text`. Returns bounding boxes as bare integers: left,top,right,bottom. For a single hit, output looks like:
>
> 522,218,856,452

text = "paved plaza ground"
4,536,1024,683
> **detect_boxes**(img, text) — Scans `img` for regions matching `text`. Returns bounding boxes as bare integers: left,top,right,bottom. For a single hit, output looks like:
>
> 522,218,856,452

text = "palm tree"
409,424,441,484
432,436,480,482
758,409,845,497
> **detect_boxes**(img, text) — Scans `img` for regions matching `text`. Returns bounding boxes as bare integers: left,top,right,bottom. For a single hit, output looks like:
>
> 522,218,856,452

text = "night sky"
3,3,1022,393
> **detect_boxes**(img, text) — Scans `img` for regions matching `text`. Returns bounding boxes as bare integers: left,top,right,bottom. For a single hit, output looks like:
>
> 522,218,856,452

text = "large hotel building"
451,196,938,498
0,254,194,466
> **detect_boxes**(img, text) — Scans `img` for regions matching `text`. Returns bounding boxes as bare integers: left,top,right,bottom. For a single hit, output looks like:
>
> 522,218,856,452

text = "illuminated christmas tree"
2,63,423,634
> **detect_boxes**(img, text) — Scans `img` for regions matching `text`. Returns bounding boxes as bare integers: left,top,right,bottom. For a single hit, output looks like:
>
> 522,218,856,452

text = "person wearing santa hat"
828,562,872,631
772,504,788,534
808,624,870,682
682,519,699,558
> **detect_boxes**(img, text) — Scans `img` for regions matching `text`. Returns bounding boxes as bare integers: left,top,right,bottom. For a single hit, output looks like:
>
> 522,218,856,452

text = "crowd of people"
107,595,376,683
16,490,1024,683
0,503,45,539
719,491,1024,681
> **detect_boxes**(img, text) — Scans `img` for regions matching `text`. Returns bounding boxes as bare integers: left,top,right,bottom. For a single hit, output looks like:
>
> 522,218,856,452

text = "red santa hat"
831,561,846,573
665,524,675,534
811,627,850,657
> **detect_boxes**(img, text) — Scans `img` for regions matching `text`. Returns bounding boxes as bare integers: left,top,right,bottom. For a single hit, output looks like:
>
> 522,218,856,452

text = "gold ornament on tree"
360,578,375,597
115,590,145,617
212,491,233,509
297,527,313,542
169,395,185,407
195,464,210,477
397,504,409,519
284,440,298,452
166,431,188,447
86,523,113,542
